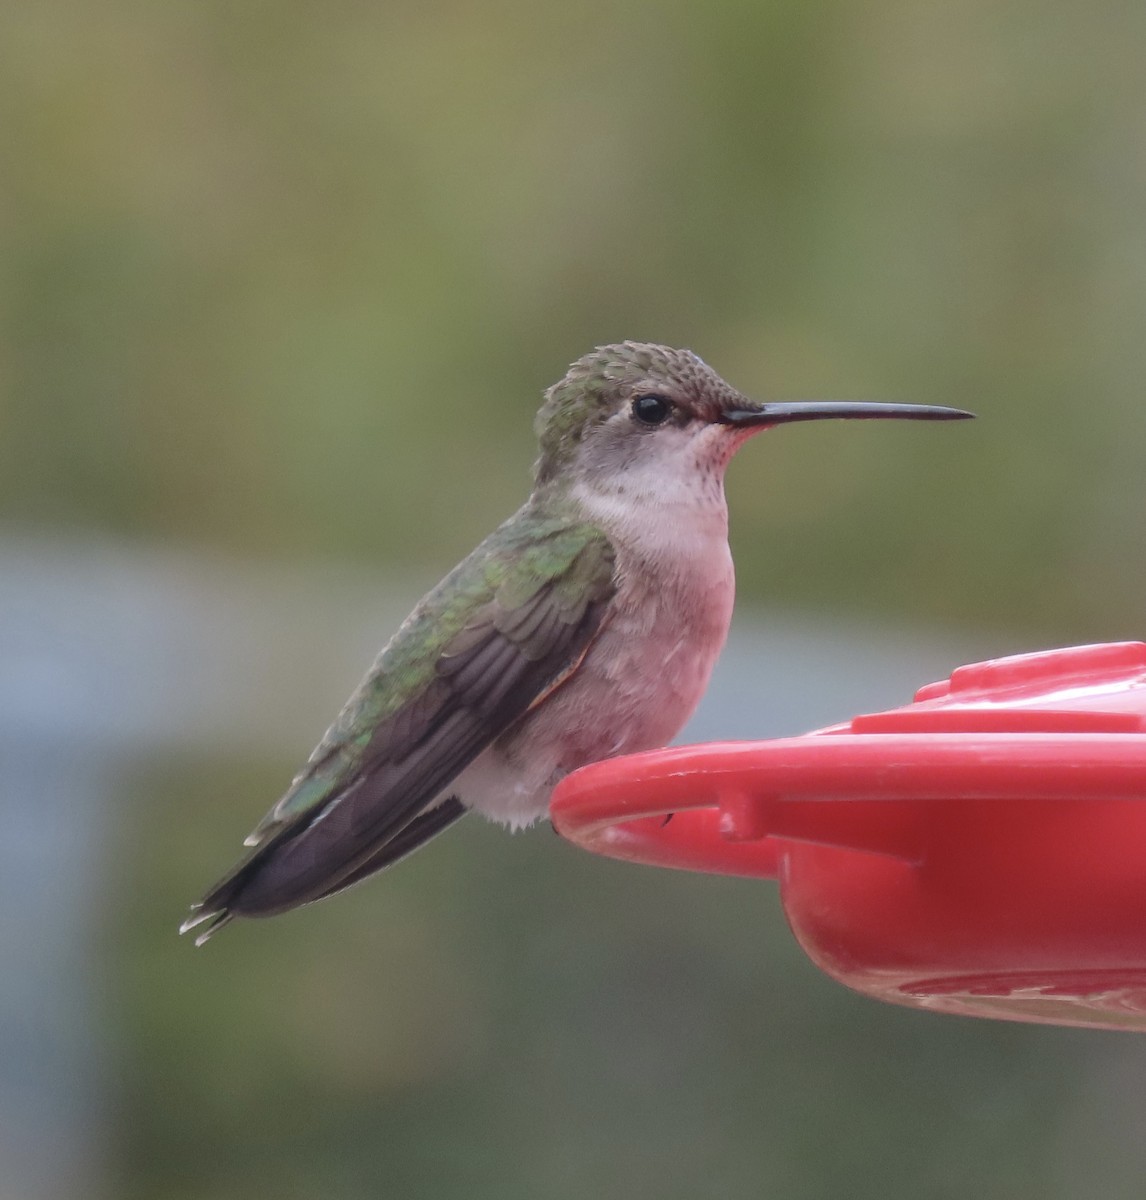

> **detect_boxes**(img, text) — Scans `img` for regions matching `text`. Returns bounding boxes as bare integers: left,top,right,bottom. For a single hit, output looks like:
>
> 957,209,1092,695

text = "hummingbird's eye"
631,394,673,427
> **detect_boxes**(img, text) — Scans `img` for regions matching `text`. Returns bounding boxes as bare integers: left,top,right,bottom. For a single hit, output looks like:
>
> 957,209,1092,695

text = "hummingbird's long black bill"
719,401,974,427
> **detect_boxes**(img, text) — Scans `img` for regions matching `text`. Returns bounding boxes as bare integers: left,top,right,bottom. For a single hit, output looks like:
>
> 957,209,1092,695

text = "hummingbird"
182,342,971,943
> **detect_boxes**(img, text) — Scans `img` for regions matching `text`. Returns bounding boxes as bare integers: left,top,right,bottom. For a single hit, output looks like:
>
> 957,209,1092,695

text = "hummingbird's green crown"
533,342,743,485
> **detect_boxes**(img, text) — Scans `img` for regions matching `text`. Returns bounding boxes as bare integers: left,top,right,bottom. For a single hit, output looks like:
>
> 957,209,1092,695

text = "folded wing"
183,514,616,942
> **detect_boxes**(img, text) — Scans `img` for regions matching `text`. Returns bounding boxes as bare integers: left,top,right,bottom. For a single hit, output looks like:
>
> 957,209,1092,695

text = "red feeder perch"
550,642,1146,1032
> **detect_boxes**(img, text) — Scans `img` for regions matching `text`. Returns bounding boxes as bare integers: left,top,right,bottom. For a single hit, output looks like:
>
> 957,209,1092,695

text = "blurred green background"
5,1,1146,1197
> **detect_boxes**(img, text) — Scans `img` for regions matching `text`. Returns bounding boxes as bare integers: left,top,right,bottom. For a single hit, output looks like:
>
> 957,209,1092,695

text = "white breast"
454,445,738,829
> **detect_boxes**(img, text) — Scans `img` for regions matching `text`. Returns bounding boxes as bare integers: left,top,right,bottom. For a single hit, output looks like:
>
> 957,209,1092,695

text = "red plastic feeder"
550,642,1146,1032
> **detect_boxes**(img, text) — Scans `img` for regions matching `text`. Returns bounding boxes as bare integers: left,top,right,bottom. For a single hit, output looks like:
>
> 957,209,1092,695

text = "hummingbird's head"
532,342,971,495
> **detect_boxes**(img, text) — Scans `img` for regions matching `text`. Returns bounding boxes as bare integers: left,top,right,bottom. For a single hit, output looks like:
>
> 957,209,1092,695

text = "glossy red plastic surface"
550,642,1146,1031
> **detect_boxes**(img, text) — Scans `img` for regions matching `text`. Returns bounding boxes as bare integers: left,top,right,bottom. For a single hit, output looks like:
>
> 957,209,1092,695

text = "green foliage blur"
7,1,1146,1197
8,0,1146,639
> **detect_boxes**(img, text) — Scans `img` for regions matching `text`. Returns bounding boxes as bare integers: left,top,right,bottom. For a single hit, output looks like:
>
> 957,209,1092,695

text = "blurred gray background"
5,2,1146,1197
